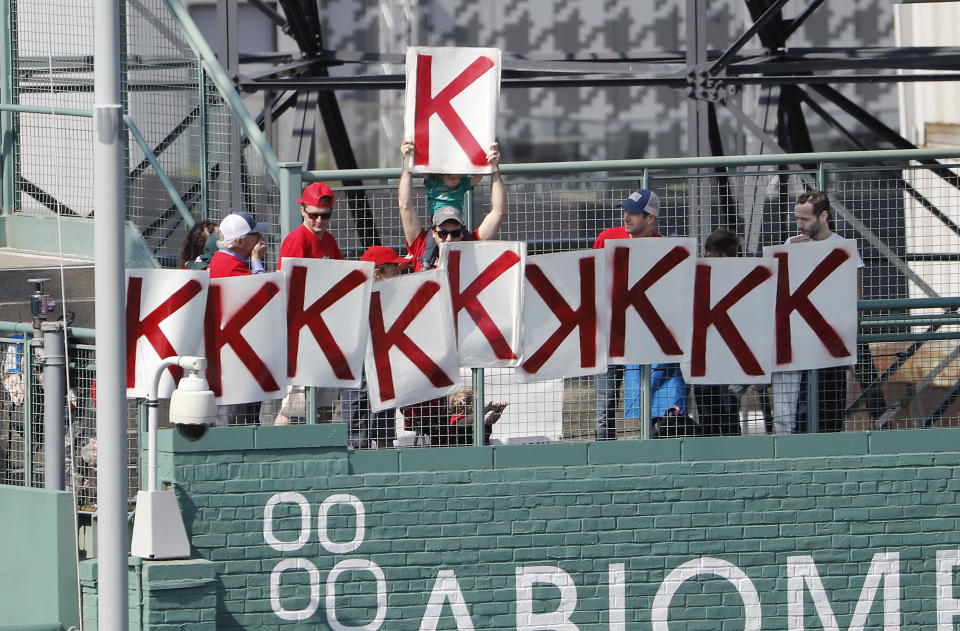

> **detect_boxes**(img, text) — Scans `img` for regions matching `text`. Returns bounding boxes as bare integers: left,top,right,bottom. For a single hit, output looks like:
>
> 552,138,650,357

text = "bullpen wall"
159,425,960,630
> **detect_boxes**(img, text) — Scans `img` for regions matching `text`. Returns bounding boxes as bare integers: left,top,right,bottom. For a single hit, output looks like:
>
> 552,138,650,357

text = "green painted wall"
79,557,217,630
0,486,80,630
160,426,960,630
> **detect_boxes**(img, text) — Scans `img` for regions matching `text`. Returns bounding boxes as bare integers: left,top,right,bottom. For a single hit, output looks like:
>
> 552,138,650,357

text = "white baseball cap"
219,211,269,241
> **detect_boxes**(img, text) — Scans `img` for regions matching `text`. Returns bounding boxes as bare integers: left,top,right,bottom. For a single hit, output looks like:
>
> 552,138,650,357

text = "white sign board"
439,241,525,367
404,46,501,175
763,239,860,371
516,250,608,383
205,272,287,404
601,237,697,365
284,258,374,389
365,269,462,410
125,269,208,398
681,258,777,385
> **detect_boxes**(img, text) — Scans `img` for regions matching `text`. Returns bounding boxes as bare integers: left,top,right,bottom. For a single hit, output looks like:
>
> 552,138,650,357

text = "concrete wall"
159,425,960,630
0,486,79,630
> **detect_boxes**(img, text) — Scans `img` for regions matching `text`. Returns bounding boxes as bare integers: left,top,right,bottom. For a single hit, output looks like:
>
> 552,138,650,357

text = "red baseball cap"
297,182,335,208
361,245,411,269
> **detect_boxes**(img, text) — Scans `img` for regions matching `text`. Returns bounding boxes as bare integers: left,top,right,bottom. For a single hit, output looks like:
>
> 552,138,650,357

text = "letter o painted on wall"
651,557,762,631
263,492,312,552
326,559,387,631
318,493,365,553
270,558,321,621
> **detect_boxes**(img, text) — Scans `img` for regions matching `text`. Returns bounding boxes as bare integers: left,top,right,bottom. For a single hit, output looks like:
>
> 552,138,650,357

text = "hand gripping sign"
126,269,208,398
601,237,697,365
365,269,461,411
762,238,860,371
205,272,286,405
438,241,525,367
516,250,608,383
404,46,501,175
284,258,374,388
680,258,777,385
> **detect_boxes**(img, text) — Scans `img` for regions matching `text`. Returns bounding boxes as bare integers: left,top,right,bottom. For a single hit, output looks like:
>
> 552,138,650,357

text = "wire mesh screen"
1,333,30,487
10,0,96,218
0,329,140,511
282,161,960,446
9,0,282,265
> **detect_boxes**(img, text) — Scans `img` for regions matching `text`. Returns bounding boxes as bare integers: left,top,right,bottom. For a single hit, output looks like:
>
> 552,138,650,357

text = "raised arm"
476,143,506,241
398,140,424,246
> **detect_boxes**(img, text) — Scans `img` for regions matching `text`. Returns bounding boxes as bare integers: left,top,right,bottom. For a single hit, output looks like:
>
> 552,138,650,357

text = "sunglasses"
434,227,463,239
306,211,332,220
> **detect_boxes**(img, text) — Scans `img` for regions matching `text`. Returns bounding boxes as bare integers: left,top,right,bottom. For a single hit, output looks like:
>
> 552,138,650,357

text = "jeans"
341,374,395,449
594,365,624,440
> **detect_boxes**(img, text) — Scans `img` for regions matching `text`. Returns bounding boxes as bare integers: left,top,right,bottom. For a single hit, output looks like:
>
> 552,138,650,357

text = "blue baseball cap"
620,189,660,217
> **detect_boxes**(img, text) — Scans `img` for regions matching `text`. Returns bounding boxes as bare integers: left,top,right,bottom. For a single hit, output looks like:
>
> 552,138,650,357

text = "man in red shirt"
207,211,268,278
274,182,346,424
593,188,662,248
398,140,505,272
276,181,344,270
593,188,662,440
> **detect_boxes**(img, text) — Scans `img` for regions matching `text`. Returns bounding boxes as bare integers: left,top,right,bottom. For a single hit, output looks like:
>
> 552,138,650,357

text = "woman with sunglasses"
398,140,506,272
276,181,344,271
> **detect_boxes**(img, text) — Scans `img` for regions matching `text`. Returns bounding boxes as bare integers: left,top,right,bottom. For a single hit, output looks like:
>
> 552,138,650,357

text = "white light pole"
93,0,128,626
130,356,215,560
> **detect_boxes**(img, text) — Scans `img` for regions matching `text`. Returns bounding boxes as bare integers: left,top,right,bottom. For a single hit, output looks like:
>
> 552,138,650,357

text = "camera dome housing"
168,372,216,441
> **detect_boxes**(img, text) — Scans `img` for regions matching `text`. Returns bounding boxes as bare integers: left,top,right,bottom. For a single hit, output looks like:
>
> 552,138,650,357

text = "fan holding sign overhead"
403,46,503,270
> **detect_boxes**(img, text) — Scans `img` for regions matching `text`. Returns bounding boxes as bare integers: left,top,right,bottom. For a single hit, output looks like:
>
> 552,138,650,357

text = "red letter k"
414,53,495,167
448,249,521,361
774,249,851,364
521,257,598,374
287,266,368,380
369,281,455,403
125,276,203,388
204,282,282,397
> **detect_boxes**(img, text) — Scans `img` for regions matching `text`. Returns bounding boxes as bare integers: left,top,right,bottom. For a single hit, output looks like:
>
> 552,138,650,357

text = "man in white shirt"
773,190,864,434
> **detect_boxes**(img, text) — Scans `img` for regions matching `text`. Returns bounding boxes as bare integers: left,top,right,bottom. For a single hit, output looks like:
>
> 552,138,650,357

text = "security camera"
168,358,216,441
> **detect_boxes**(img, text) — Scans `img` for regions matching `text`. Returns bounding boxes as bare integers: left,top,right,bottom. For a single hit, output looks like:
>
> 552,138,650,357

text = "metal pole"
22,330,34,487
277,162,304,241
41,322,65,490
640,365,652,440
461,189,486,446
94,0,129,627
472,369,484,447
0,0,14,216
686,0,710,244
198,64,209,219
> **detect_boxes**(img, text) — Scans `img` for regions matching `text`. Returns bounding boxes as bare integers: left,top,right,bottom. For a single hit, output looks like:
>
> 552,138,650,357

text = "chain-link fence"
285,157,960,446
0,325,140,512
6,0,283,265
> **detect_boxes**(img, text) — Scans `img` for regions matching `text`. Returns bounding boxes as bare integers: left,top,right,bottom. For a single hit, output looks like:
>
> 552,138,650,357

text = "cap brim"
252,221,269,233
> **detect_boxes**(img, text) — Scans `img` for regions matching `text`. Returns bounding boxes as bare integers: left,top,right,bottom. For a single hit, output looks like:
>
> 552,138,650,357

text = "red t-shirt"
276,225,344,270
208,251,251,278
592,226,662,249
406,228,480,272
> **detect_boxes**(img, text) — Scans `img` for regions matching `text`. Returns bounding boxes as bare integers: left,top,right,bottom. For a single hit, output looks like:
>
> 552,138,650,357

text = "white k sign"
404,46,501,175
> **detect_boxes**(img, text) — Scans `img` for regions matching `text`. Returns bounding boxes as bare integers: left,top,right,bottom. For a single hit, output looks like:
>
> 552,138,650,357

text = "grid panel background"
310,164,960,444
10,0,283,265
